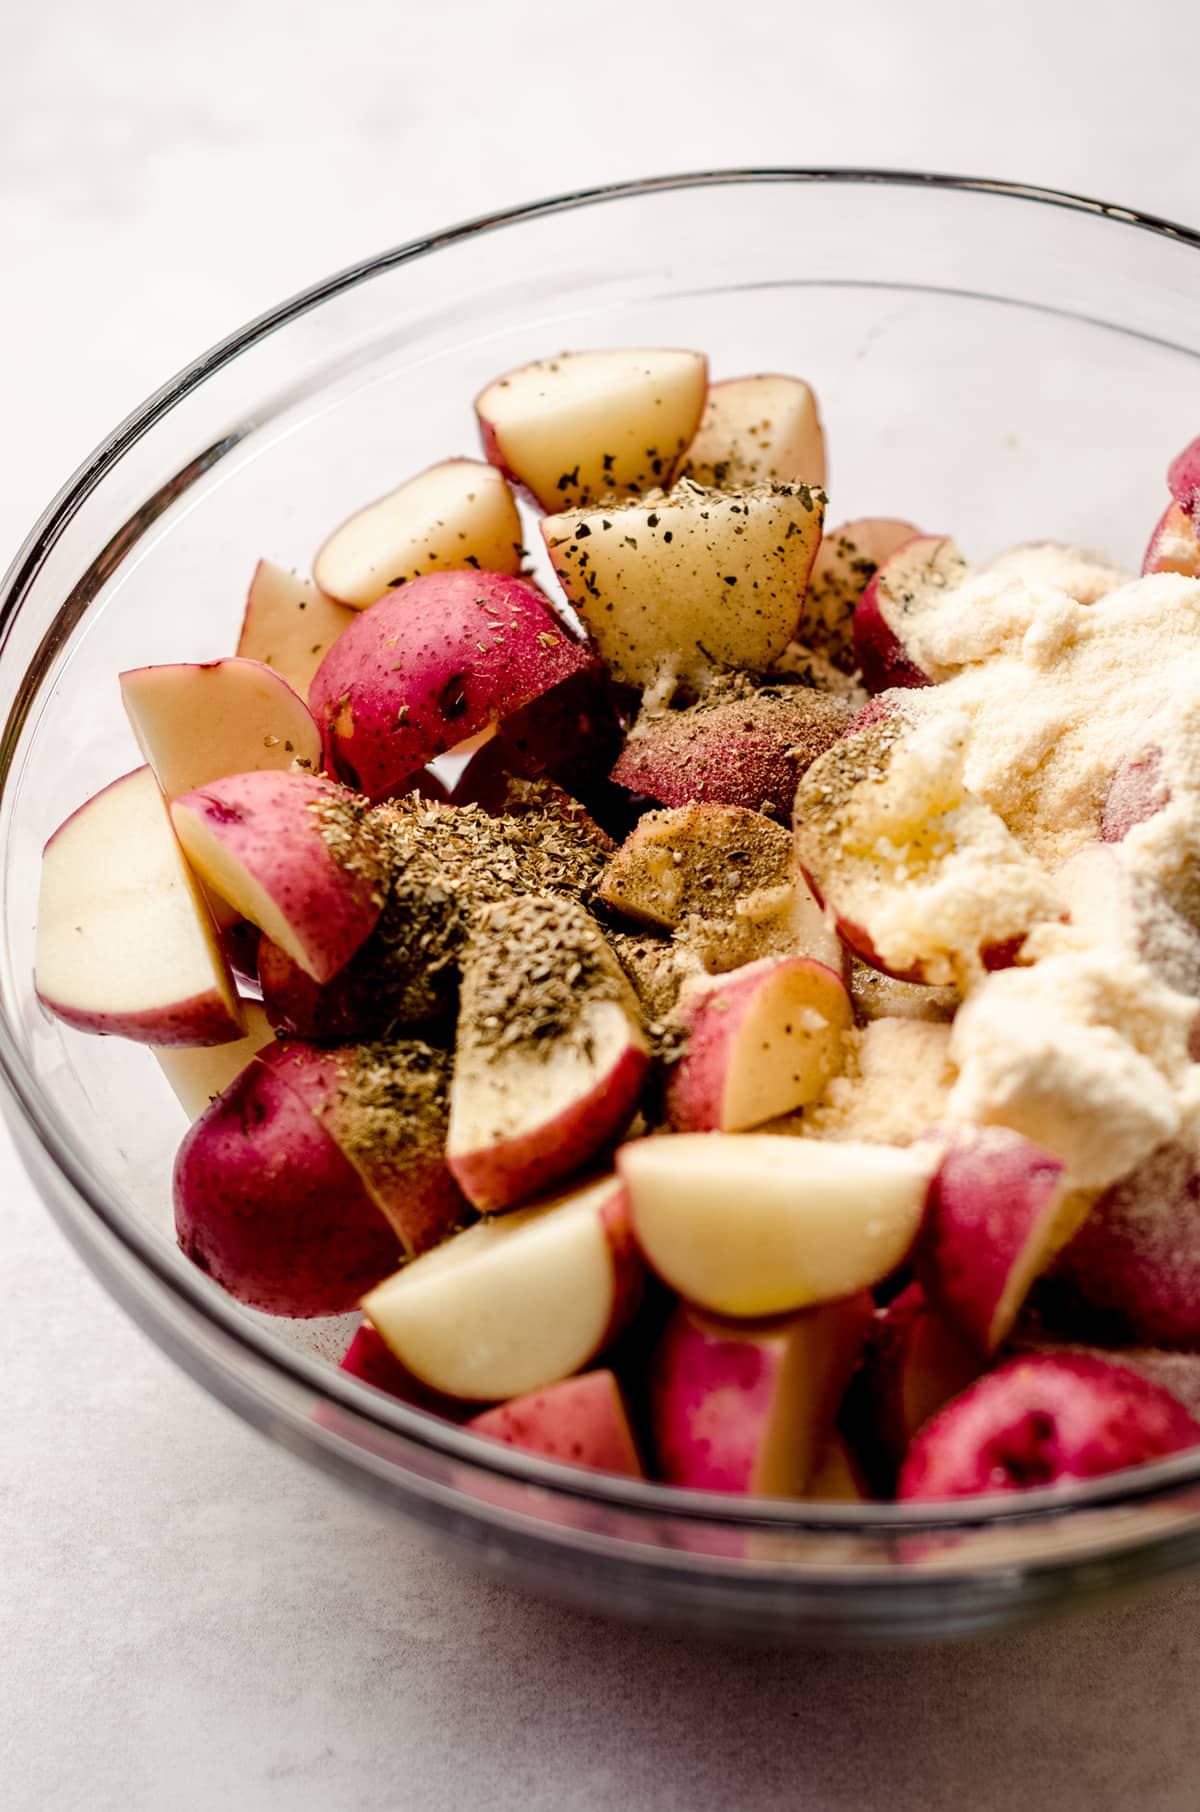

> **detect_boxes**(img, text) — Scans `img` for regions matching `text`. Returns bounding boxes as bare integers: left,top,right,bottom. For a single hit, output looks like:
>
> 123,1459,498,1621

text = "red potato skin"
173,1059,399,1316
467,1370,645,1476
650,1312,788,1493
1142,502,1200,577
447,1041,651,1215
1167,435,1200,516
852,571,933,694
258,1040,467,1257
897,1354,1200,1501
172,770,385,985
40,984,244,1048
1052,1141,1200,1345
309,570,593,801
864,1283,982,1472
340,1324,471,1420
258,935,392,1040
1101,746,1168,843
915,1126,1067,1353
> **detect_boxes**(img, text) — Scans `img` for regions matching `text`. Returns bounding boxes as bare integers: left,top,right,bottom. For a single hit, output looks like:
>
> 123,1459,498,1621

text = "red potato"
897,1354,1200,1501
152,1001,276,1118
36,767,244,1046
314,458,524,607
259,1039,467,1257
361,1172,644,1401
467,1370,644,1477
339,1323,470,1419
309,569,592,800
475,347,708,512
610,684,852,819
495,663,625,801
1101,745,1168,842
864,1283,982,1471
120,657,322,799
664,956,852,1133
916,1126,1088,1354
597,802,843,976
799,517,919,673
678,374,826,490
1143,502,1200,578
650,1296,871,1496
1006,1326,1200,1424
1167,434,1200,516
174,1057,400,1316
543,478,825,690
851,535,968,694
237,560,355,701
1051,1138,1200,1345
793,713,1062,987
446,895,650,1213
171,770,388,984
619,1133,937,1318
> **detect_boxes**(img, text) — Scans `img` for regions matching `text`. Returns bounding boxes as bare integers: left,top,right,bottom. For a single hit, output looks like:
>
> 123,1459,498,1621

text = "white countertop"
7,4,1200,1806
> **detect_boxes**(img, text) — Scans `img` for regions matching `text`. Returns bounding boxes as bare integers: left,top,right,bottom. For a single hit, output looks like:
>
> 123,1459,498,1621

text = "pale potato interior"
36,767,241,1021
171,799,316,978
314,460,523,607
544,480,823,687
719,964,851,1131
756,1299,865,1495
622,1134,936,1317
122,657,321,800
237,561,354,699
152,1003,275,1118
361,1176,620,1399
989,1185,1093,1349
682,375,826,489
448,998,641,1152
479,349,706,509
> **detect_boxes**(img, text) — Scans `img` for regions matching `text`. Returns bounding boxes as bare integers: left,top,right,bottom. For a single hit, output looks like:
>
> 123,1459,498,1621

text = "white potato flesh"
153,1002,276,1117
314,459,524,607
36,767,244,1044
361,1175,628,1400
120,657,321,799
681,375,826,489
620,1134,936,1317
543,479,825,687
476,348,707,511
236,561,355,699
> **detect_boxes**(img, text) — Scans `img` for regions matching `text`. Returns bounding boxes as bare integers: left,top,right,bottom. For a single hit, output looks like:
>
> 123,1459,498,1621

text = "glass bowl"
7,169,1200,1647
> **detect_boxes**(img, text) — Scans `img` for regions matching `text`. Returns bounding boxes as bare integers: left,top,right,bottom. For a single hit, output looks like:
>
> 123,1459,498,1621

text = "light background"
4,3,1200,1806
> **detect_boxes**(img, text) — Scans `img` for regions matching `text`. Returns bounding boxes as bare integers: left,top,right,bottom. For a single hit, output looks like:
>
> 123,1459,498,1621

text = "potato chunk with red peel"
171,770,388,984
475,347,707,512
237,560,355,700
447,895,649,1213
678,374,826,490
916,1126,1089,1355
259,1039,467,1257
598,802,842,976
468,1370,644,1477
610,682,852,819
864,1283,982,1470
852,535,968,694
897,1354,1200,1501
1167,434,1200,515
36,767,244,1047
649,1296,871,1496
543,478,825,689
1143,502,1200,577
619,1133,937,1318
174,1057,400,1316
1051,1137,1200,1345
310,570,592,800
793,712,1062,987
1006,1325,1200,1424
121,657,321,801
340,1324,470,1420
1101,745,1168,842
314,459,523,606
664,956,852,1134
153,1001,276,1118
361,1172,643,1401
800,517,919,673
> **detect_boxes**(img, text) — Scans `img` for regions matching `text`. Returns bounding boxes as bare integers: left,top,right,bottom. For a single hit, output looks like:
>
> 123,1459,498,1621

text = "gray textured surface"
7,3,1200,1805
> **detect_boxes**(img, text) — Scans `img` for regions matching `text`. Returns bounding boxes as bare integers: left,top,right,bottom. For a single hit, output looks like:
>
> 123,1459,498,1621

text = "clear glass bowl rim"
7,164,1200,1537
